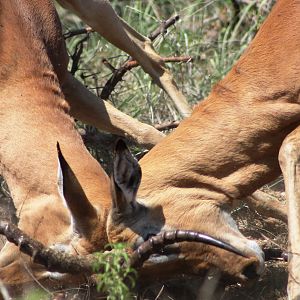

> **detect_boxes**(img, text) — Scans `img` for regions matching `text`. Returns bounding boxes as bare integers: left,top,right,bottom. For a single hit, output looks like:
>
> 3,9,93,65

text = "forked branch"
0,221,95,274
101,56,192,100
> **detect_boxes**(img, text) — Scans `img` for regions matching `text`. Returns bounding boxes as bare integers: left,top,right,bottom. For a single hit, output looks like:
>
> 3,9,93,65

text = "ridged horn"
130,230,247,267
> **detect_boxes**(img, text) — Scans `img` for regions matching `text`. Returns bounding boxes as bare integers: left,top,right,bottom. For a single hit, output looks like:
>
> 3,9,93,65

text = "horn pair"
0,221,248,275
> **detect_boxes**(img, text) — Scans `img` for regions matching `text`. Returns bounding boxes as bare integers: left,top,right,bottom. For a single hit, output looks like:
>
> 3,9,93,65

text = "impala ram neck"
139,0,300,207
139,86,300,206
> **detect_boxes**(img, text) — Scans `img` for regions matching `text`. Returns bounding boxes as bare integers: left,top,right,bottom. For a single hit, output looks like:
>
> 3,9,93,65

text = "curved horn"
130,230,247,267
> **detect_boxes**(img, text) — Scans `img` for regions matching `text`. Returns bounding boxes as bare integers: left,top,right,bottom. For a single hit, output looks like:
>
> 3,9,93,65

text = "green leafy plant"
92,243,137,300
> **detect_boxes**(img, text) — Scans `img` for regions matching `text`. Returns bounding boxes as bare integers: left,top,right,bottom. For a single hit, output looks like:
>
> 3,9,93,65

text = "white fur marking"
56,157,74,229
222,211,239,230
57,157,65,207
222,210,265,275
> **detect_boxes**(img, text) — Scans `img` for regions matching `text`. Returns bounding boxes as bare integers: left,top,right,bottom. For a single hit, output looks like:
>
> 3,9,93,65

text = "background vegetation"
58,0,275,126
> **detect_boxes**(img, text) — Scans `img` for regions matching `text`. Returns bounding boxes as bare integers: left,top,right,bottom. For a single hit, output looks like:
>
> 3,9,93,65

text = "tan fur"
139,0,300,207
0,0,165,290
0,0,112,285
125,0,300,289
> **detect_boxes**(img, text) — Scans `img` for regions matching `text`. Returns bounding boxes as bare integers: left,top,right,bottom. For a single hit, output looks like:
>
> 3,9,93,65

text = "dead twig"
63,27,93,39
103,56,192,73
154,120,180,131
0,221,96,274
102,58,116,72
101,56,192,99
70,34,90,75
148,15,180,41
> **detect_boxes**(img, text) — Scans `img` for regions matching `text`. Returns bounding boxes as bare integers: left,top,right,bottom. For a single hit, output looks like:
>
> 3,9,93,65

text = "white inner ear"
57,157,75,229
57,157,64,201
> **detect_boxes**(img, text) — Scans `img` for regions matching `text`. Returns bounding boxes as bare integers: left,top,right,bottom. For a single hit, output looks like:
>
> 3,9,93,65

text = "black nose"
241,262,260,279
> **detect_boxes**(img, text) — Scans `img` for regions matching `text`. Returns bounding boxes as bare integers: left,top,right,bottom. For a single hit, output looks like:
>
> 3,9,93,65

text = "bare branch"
120,56,192,71
0,221,96,274
148,15,180,41
154,121,180,131
63,27,93,39
102,58,116,72
70,35,90,75
101,56,191,100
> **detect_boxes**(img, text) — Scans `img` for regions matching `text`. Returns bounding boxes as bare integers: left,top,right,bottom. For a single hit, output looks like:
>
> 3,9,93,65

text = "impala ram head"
106,177,265,282
57,140,264,283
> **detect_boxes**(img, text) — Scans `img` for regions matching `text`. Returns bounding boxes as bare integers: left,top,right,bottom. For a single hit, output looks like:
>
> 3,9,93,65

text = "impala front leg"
62,73,165,149
279,126,300,300
57,0,191,117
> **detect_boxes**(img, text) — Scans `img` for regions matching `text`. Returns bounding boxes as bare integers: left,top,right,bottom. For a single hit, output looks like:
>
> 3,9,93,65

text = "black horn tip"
56,141,61,155
56,142,68,170
130,230,248,268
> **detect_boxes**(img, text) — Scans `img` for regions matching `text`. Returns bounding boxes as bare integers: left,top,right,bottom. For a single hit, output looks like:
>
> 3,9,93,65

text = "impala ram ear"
57,142,98,236
111,139,142,214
